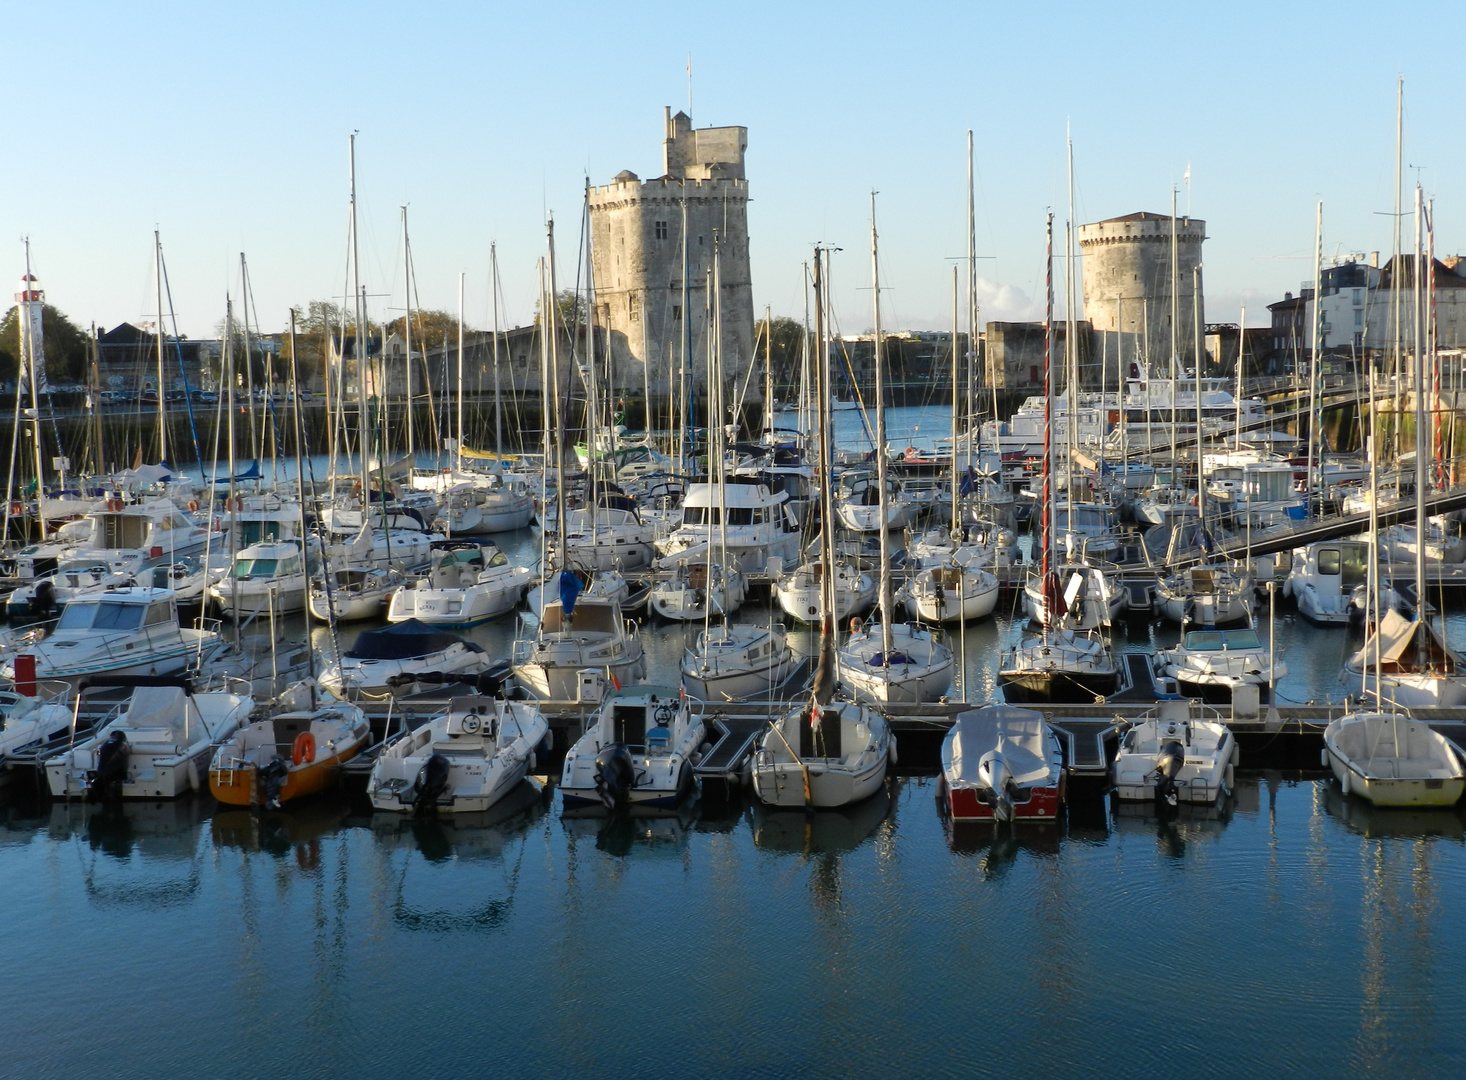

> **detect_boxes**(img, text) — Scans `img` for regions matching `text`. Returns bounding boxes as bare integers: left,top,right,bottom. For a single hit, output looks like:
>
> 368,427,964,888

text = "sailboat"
751,246,892,809
999,214,1118,704
835,197,954,705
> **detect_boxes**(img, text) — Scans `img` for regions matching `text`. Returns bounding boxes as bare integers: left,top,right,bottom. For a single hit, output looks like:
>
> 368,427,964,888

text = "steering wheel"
653,705,676,727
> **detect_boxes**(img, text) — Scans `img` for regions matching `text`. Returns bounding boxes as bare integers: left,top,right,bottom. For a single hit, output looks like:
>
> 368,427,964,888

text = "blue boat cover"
345,620,463,660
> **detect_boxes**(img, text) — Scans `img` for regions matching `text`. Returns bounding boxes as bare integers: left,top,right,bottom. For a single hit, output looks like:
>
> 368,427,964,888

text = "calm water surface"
7,407,1465,1077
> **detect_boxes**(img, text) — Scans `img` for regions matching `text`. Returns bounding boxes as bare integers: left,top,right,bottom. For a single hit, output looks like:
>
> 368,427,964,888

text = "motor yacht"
387,539,532,627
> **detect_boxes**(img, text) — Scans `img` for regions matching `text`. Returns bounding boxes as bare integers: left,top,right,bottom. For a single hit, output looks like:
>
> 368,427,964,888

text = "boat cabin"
54,590,177,634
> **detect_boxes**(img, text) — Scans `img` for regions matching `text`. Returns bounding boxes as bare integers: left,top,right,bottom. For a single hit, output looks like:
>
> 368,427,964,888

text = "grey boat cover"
950,705,1052,787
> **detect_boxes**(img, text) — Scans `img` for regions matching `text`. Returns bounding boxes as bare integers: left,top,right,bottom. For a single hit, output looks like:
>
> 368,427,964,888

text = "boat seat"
646,725,670,751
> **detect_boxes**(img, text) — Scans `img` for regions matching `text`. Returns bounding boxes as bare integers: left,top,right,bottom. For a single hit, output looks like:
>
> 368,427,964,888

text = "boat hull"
944,780,1061,822
210,740,364,807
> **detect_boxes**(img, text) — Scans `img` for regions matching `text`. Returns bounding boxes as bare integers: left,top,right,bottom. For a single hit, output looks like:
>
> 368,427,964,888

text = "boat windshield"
56,601,146,631
233,559,279,579
1184,629,1263,651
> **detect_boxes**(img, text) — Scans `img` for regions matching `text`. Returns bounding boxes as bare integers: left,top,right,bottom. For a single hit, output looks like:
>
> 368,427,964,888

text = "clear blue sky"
7,0,1463,340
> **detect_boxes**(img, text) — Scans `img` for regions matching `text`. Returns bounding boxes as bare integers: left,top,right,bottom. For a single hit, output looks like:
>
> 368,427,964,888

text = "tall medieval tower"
588,109,754,400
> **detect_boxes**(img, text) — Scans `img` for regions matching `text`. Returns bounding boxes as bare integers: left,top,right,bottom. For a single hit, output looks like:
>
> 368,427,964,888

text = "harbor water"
4,406,1466,1077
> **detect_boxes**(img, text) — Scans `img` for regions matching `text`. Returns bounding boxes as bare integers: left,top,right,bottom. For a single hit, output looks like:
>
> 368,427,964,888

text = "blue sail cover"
558,570,584,616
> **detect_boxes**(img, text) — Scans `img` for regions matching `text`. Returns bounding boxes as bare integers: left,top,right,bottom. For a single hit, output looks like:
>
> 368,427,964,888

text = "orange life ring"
107,498,123,512
233,495,243,511
291,731,316,766
187,499,199,512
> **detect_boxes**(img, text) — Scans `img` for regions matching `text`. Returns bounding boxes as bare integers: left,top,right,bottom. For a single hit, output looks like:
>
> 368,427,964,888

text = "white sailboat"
680,622,799,702
1323,711,1465,807
836,196,953,705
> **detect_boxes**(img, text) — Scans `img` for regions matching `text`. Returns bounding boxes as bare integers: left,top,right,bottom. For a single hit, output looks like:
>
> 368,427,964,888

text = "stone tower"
588,109,754,399
1078,211,1206,376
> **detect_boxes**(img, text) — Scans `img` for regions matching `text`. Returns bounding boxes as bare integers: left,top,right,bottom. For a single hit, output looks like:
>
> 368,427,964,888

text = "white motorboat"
1324,710,1465,807
1112,705,1237,805
4,549,149,622
938,705,1063,823
1343,609,1466,709
901,562,999,623
560,685,704,809
0,588,219,685
654,480,801,573
1133,485,1199,529
750,698,891,808
774,558,875,623
836,621,953,704
0,685,74,764
208,539,312,619
369,695,549,813
511,593,646,701
834,473,916,532
45,678,253,799
308,566,408,622
1155,561,1254,626
1376,522,1466,566
210,683,372,808
680,623,800,702
78,496,213,562
647,559,746,621
1287,540,1368,626
387,539,533,627
1158,624,1284,704
320,620,492,698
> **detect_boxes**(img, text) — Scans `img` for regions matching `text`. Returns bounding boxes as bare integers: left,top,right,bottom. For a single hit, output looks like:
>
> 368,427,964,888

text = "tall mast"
240,253,259,463
1413,183,1426,615
401,205,415,462
1307,200,1323,516
225,295,239,635
811,247,836,704
763,304,773,437
456,271,465,472
491,243,503,468
90,322,104,474
349,135,371,503
969,129,990,443
679,198,692,475
870,194,893,659
547,218,568,553
1392,77,1404,421
1194,264,1206,529
21,240,48,535
1042,213,1055,636
1169,189,1179,470
1065,134,1077,477
1235,305,1246,453
951,266,960,534
155,231,167,464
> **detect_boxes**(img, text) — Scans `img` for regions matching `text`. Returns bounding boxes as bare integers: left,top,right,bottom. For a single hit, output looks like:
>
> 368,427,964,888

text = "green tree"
0,302,91,384
534,289,584,329
755,315,806,393
287,300,379,389
384,309,466,351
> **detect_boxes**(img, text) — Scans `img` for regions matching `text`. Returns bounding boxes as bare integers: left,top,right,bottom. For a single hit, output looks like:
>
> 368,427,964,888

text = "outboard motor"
593,744,636,810
413,753,451,816
30,580,55,618
90,731,130,801
258,756,290,811
1153,739,1186,808
978,750,1014,824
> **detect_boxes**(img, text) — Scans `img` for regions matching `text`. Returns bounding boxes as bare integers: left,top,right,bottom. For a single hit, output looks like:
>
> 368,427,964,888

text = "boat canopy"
346,620,465,660
950,706,1050,786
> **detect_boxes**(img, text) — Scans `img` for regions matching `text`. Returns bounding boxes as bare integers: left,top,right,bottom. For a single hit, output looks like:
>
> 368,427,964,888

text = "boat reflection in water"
748,784,894,855
1322,782,1466,841
1110,789,1234,858
561,797,699,858
47,797,209,907
211,793,354,868
370,779,549,932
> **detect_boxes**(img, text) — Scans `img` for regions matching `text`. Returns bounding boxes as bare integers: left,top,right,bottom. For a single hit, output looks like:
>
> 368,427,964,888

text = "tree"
287,300,380,389
0,302,91,385
754,316,806,392
384,309,466,351
534,289,585,329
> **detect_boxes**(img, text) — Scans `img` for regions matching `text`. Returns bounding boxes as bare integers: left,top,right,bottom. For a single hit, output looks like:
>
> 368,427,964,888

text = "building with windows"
588,109,755,397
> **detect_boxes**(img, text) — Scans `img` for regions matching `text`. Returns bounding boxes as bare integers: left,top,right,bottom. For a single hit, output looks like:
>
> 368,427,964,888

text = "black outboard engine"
31,580,55,617
593,744,636,810
1154,739,1186,808
413,753,451,815
258,756,290,811
90,731,130,801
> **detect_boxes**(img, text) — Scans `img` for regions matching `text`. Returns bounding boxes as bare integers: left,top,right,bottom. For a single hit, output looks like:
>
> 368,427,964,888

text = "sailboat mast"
225,294,240,634
811,247,836,703
969,130,990,439
155,231,167,464
1042,213,1055,618
491,243,504,467
402,206,415,462
764,304,773,437
547,219,568,555
349,134,371,502
1065,135,1077,477
456,271,465,472
1307,200,1323,515
1414,184,1426,611
951,266,960,534
1194,264,1205,527
680,198,692,475
1169,189,1179,471
870,194,893,658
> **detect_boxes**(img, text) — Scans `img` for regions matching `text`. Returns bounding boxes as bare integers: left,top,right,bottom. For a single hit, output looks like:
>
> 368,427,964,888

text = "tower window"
673,305,682,321
654,220,668,240
699,236,704,246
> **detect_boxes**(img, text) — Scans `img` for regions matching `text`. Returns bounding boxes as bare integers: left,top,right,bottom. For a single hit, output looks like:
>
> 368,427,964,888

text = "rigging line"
158,244,204,466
